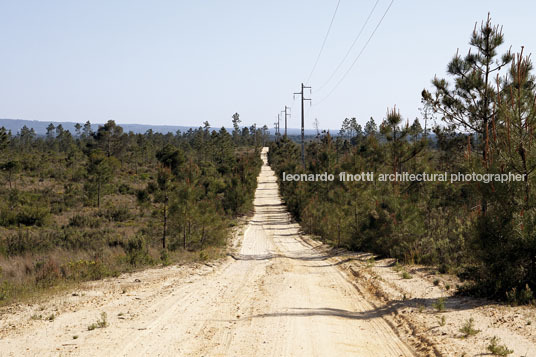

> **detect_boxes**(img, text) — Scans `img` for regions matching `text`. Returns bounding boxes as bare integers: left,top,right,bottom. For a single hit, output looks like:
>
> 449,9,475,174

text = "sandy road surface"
0,147,414,356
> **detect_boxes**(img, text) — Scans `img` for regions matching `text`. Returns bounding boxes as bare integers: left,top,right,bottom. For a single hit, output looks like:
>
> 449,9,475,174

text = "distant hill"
0,119,199,136
0,118,321,136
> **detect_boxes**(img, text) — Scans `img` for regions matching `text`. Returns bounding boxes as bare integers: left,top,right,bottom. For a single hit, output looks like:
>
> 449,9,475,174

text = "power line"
304,0,342,85
316,0,381,92
315,0,395,106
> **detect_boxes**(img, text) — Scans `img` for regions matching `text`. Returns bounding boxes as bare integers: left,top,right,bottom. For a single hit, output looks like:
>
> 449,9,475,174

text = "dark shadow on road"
228,252,336,262
247,294,494,321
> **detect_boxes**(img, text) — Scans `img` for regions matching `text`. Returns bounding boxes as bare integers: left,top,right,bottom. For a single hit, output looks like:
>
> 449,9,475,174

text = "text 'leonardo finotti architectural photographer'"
281,171,526,184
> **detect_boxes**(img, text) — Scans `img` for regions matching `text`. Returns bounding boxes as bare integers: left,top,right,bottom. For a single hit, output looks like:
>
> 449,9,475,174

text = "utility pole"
282,106,290,137
277,113,281,139
294,83,311,167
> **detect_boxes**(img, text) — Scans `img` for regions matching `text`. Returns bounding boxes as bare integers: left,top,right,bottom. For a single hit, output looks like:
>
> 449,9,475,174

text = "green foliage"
16,205,50,226
433,297,446,312
401,270,412,279
85,150,119,207
88,312,108,330
269,119,458,266
61,259,111,281
423,14,512,156
487,337,513,356
506,284,534,306
156,144,185,173
125,235,153,266
0,126,10,152
438,315,446,326
160,249,170,266
69,214,101,228
118,183,134,195
268,16,536,304
0,281,12,301
0,118,262,305
459,318,480,337
0,204,18,226
98,205,132,222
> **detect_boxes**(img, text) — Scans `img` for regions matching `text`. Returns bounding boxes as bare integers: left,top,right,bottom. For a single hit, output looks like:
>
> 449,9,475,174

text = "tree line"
0,114,263,303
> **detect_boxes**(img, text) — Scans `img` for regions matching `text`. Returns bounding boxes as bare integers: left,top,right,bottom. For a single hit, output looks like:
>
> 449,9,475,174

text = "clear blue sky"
0,0,534,131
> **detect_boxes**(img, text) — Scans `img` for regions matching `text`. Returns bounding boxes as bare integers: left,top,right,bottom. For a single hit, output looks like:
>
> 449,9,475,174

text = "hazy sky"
0,1,534,130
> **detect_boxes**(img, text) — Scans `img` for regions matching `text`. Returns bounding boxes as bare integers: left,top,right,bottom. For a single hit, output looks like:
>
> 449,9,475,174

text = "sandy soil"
1,147,534,356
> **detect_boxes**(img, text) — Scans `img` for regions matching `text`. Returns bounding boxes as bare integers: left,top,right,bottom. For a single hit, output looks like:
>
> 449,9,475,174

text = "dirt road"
0,147,414,356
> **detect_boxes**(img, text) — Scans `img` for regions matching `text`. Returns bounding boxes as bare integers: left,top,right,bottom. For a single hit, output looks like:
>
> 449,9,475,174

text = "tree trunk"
162,200,167,249
481,30,491,215
183,224,187,250
200,225,206,249
520,145,530,205
337,219,341,248
97,180,101,208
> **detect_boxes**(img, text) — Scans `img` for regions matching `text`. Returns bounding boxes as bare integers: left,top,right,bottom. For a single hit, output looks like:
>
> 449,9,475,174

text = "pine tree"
82,121,92,139
423,14,512,165
496,48,536,204
364,117,377,137
380,107,424,180
95,120,124,157
157,168,172,249
232,113,241,144
46,123,56,139
0,126,9,152
86,151,118,207
423,14,512,213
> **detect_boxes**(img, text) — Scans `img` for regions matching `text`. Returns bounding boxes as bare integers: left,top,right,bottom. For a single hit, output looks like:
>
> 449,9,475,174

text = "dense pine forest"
270,17,536,303
0,117,264,303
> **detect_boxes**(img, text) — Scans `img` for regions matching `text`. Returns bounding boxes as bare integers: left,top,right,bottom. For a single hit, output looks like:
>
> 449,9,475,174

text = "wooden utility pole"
275,114,281,141
282,106,290,137
294,83,311,167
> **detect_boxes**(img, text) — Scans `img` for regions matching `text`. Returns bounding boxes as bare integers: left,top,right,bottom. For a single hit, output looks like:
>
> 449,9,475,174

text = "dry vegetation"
0,117,264,305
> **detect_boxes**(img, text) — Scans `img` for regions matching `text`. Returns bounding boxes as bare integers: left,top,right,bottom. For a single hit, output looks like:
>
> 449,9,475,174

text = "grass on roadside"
459,318,480,337
87,312,108,331
433,297,446,312
487,336,513,356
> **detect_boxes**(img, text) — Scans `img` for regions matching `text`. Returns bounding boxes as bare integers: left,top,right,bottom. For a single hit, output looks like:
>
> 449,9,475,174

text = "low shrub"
506,284,534,306
34,259,61,287
459,318,480,337
69,214,101,228
0,206,18,227
88,312,108,330
16,206,49,227
487,336,513,356
125,235,153,266
0,281,12,301
99,205,131,222
118,183,133,195
61,259,111,281
433,297,446,312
